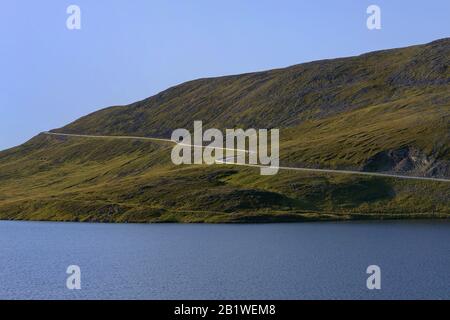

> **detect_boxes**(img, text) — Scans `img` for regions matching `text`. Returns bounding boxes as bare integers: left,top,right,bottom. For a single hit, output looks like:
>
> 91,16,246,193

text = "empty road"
43,131,450,183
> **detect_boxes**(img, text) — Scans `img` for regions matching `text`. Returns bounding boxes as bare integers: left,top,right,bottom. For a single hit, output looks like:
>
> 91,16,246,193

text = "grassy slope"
0,39,449,223
281,88,449,169
55,38,450,175
0,134,448,223
56,39,449,136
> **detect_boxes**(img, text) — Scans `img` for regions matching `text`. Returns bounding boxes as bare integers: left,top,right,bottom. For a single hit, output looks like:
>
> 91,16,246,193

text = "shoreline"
1,213,449,225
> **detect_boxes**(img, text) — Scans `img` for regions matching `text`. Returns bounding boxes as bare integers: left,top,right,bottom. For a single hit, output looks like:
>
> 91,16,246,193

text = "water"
0,220,449,300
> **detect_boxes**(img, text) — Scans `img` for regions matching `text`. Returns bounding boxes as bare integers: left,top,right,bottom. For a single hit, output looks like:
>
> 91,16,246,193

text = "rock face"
363,147,450,178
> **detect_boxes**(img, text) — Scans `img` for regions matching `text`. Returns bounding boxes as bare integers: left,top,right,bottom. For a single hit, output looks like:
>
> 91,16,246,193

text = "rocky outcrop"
363,147,449,178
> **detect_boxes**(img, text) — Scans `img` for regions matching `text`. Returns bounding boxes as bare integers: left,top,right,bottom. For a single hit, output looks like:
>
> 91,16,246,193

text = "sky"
0,0,449,150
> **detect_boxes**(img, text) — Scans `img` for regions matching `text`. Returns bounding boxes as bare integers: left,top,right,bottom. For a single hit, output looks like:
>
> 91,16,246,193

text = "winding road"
43,131,450,183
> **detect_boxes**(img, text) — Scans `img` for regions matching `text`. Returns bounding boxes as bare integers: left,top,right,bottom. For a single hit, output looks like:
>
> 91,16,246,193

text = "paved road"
43,131,450,183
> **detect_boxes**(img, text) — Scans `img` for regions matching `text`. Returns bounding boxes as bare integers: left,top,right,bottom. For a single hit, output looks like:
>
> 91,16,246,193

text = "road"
43,131,450,183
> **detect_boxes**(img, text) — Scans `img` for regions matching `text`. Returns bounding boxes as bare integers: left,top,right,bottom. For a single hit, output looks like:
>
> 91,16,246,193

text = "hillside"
56,38,450,177
0,38,449,223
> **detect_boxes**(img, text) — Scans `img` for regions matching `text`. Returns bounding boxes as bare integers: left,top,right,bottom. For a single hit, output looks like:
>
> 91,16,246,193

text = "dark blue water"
0,220,449,299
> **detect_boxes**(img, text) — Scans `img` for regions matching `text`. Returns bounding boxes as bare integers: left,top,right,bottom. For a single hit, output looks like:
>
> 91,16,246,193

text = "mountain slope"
55,38,450,177
57,38,449,135
0,38,449,223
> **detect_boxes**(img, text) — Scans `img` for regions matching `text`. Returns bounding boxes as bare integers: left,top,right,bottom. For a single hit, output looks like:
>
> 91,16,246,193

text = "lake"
0,220,449,299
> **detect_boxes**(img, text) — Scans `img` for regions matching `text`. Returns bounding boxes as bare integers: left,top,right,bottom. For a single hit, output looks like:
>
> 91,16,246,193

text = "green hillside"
0,38,449,223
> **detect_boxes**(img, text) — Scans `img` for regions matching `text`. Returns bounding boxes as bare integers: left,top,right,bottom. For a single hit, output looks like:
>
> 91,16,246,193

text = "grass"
0,38,448,223
0,134,448,223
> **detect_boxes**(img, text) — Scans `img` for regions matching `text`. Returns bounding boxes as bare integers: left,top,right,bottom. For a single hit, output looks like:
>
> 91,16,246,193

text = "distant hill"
0,38,449,223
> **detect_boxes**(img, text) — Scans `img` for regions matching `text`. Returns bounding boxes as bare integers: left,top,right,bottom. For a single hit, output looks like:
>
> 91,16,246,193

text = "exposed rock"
363,147,449,178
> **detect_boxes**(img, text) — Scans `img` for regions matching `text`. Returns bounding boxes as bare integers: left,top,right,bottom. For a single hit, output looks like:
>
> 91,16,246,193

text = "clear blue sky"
1,0,449,150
